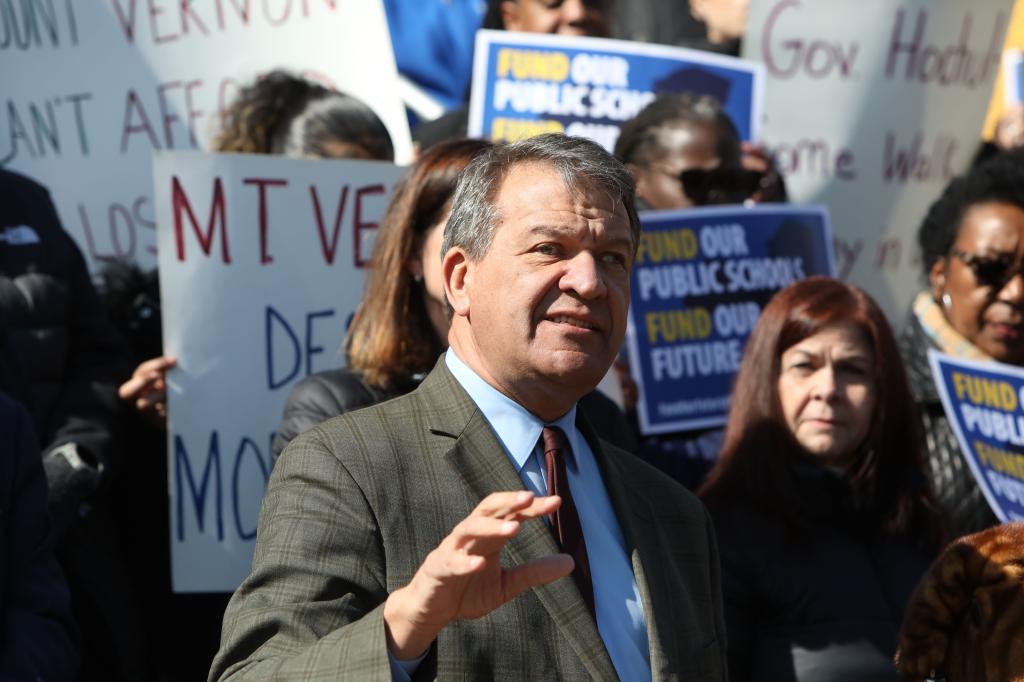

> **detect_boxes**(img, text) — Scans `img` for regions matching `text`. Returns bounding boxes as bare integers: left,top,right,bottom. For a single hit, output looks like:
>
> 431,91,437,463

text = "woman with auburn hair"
699,276,943,682
272,138,635,457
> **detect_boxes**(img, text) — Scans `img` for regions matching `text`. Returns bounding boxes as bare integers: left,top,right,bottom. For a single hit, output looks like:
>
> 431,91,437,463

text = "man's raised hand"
382,491,573,659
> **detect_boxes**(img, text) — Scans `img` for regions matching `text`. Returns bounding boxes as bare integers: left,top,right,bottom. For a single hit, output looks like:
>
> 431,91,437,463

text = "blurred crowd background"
4,0,1024,680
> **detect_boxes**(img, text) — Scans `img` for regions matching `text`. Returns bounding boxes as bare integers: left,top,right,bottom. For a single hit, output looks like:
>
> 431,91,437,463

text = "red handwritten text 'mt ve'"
171,175,384,268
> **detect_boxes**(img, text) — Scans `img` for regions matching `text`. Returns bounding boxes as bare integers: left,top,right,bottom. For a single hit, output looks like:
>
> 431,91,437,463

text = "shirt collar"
445,349,580,471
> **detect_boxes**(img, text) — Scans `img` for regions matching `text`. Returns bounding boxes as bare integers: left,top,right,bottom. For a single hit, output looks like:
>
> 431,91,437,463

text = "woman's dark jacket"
899,311,999,536
272,366,637,459
708,463,934,682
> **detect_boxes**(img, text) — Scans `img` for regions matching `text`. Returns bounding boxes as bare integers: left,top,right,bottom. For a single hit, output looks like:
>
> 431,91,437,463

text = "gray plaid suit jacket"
210,359,727,681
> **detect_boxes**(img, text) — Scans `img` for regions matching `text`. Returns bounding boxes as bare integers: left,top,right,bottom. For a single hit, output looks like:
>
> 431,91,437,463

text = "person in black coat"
0,169,128,533
0,169,151,681
274,138,635,458
699,277,944,682
0,390,78,680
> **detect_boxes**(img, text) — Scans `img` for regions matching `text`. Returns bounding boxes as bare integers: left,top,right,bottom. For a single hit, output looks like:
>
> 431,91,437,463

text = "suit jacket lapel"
580,415,677,680
421,361,618,680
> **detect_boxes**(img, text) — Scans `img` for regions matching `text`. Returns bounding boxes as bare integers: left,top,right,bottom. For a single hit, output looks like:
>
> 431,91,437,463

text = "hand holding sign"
120,355,177,428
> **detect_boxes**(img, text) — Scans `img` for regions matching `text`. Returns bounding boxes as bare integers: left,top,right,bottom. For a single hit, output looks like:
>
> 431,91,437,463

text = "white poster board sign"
1,1,411,273
744,0,1012,319
154,151,403,592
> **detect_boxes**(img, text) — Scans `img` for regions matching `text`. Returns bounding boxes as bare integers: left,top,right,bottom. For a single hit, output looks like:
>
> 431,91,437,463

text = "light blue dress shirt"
444,349,651,681
390,351,652,681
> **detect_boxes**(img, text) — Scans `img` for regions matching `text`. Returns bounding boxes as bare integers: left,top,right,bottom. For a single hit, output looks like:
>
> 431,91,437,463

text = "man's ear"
929,257,947,303
443,247,472,317
500,0,522,31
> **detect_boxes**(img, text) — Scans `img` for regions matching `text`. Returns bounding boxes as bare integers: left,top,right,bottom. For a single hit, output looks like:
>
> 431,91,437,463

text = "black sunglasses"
679,167,766,206
950,248,1024,288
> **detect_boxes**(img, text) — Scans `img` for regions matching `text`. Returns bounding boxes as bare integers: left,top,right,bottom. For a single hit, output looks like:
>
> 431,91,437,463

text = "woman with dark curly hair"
214,69,394,161
900,148,1024,537
700,276,942,682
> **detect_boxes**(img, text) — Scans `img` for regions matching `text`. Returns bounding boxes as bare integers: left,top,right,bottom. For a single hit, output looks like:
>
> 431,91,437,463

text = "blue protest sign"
928,351,1024,523
467,29,763,151
626,205,834,435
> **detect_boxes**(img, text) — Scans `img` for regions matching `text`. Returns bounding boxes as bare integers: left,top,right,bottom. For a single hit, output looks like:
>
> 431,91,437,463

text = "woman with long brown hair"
272,138,634,456
271,138,483,456
700,276,942,682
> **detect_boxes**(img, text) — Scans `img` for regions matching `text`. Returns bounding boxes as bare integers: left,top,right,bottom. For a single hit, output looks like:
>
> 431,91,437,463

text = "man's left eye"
600,252,627,266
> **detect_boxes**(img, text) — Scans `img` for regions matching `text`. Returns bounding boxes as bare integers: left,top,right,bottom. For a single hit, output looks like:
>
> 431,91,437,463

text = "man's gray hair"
441,134,641,261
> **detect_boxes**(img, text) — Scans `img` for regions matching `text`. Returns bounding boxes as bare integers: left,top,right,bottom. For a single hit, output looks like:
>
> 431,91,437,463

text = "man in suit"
210,134,727,681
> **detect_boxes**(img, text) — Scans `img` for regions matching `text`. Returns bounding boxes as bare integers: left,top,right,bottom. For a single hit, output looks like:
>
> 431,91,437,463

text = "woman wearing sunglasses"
609,93,787,488
615,92,786,211
901,148,1024,537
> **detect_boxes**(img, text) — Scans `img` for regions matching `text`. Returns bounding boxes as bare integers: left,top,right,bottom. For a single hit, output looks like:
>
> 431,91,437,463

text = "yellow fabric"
913,291,994,361
983,0,1024,140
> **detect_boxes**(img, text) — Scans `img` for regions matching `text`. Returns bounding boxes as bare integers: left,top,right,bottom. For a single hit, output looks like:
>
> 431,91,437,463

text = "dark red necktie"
542,425,596,620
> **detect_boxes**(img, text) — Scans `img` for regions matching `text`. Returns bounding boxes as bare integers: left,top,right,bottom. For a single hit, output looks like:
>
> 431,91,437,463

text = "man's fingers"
473,490,536,518
507,495,561,522
473,491,562,522
452,516,520,555
422,544,486,581
503,554,575,602
446,495,564,558
445,553,486,577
